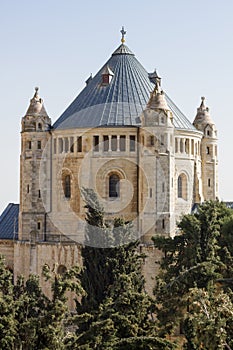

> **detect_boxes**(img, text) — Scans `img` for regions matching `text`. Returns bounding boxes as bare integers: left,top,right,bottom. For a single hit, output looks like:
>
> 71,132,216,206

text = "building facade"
0,30,218,298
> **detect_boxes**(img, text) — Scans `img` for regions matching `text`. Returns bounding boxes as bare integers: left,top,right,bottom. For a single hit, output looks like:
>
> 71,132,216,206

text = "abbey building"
0,29,218,295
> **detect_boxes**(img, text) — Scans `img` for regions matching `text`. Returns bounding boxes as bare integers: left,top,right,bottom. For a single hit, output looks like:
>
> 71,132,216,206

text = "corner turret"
139,74,175,240
193,97,218,201
19,88,52,242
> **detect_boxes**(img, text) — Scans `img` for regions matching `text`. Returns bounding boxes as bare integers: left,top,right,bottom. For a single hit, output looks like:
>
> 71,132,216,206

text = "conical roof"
193,96,214,127
53,43,196,131
26,87,49,118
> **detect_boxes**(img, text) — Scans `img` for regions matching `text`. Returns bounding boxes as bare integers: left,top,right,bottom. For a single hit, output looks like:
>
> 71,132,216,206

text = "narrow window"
59,138,63,153
64,138,69,153
103,135,109,152
178,175,183,198
185,139,189,153
149,188,152,198
206,146,210,155
150,135,154,146
37,222,41,230
37,140,41,149
109,174,120,198
111,135,117,151
175,138,178,153
178,174,187,200
160,135,164,146
54,139,57,154
77,136,82,152
28,141,32,150
70,137,74,153
120,135,126,151
27,184,30,193
93,136,99,152
38,190,41,198
208,178,211,187
130,135,136,151
162,219,165,229
38,123,42,131
64,175,71,198
191,140,194,155
180,139,183,153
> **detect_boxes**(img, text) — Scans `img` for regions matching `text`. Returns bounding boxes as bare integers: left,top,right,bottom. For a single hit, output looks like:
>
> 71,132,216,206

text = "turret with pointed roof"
22,88,51,132
193,96,215,130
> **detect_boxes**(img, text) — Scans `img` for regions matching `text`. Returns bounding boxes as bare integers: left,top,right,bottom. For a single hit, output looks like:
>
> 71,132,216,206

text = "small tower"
19,88,51,244
140,74,175,240
193,97,218,200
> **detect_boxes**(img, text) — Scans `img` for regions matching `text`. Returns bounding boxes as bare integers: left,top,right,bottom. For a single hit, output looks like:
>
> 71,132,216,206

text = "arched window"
178,174,187,200
178,176,182,198
109,174,120,198
38,123,42,131
64,175,71,198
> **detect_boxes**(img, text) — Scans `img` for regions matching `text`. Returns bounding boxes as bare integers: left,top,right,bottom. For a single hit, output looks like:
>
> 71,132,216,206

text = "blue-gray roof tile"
53,44,196,131
0,203,19,240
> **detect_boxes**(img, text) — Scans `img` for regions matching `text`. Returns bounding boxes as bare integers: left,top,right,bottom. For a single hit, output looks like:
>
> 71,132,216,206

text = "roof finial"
34,86,39,98
120,26,126,43
200,96,206,109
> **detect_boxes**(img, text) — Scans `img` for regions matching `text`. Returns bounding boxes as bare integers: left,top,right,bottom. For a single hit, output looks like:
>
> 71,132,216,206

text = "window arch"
178,173,188,200
64,175,71,198
109,174,120,198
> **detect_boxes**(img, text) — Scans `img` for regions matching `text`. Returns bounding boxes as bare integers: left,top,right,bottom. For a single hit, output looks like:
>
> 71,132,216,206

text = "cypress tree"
73,189,175,349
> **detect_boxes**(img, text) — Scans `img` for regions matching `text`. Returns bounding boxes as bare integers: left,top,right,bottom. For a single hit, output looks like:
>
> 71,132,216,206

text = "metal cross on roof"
121,26,126,43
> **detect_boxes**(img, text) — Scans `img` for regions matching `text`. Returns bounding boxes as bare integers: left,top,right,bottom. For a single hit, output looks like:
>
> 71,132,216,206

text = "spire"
25,87,49,118
120,26,126,43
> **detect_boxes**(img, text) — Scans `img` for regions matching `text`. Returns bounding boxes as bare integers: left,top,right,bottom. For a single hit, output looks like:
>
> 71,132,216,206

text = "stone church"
0,29,218,297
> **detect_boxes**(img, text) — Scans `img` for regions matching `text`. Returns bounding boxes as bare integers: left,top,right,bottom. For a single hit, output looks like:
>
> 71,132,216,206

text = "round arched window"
109,174,120,198
64,175,71,198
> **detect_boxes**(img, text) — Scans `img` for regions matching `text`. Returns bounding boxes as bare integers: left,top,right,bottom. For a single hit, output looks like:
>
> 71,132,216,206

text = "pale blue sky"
0,0,233,213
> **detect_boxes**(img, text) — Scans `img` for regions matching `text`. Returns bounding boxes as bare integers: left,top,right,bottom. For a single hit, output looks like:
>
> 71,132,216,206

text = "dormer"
101,66,114,86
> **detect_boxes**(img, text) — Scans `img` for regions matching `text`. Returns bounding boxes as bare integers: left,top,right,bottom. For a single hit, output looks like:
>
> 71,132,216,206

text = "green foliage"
183,286,233,350
153,200,233,345
0,255,84,349
73,188,176,349
0,256,16,349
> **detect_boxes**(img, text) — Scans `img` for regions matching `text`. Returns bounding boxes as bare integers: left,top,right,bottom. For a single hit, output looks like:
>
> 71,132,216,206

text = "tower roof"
193,96,214,127
53,35,196,131
25,87,49,118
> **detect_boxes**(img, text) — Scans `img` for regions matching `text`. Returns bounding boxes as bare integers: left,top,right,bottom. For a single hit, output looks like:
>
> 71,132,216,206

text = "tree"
39,264,84,349
0,254,84,350
0,256,17,349
72,189,175,349
153,200,232,335
183,286,233,350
